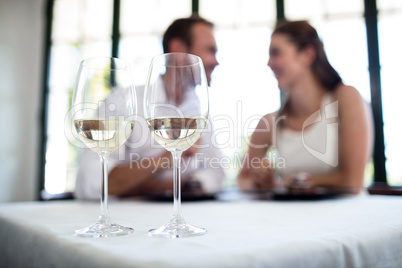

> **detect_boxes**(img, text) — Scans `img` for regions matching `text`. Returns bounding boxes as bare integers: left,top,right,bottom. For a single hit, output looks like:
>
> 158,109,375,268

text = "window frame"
38,0,401,200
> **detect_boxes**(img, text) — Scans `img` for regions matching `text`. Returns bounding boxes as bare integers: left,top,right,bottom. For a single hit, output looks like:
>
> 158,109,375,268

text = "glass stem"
171,150,183,221
99,153,111,221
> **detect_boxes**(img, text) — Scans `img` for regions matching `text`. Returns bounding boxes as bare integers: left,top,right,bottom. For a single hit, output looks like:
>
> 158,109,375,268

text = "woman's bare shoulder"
333,84,363,101
332,84,366,110
332,84,371,126
249,112,279,147
256,112,279,129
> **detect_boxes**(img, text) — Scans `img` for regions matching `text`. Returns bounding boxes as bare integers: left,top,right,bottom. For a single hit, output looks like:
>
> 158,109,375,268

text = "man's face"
188,23,219,85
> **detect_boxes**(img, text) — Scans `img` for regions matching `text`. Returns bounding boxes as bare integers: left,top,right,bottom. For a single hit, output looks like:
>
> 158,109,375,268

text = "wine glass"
144,53,209,238
72,57,136,238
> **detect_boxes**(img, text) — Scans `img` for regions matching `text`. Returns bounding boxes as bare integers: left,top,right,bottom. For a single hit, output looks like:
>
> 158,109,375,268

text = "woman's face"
268,33,309,91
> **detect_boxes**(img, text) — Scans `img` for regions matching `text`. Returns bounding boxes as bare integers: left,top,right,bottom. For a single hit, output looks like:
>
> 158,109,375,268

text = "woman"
238,20,373,194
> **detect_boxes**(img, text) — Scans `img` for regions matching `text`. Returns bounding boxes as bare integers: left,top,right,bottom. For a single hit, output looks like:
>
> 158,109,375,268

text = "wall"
0,0,45,202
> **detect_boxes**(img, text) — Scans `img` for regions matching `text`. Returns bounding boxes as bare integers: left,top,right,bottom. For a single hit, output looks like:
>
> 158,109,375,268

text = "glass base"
75,216,134,238
148,216,206,238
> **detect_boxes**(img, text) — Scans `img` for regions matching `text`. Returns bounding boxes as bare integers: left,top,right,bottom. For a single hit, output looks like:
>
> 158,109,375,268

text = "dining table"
0,190,401,268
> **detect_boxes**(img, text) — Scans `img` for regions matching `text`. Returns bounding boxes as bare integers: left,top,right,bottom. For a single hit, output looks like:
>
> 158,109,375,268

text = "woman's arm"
308,85,374,193
237,114,275,191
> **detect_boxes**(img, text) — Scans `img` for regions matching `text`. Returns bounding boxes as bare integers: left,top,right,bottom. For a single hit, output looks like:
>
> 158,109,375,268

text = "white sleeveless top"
274,94,339,176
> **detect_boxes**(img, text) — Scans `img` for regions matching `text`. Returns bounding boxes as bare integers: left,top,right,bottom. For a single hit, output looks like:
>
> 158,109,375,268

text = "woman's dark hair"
273,20,342,91
162,15,214,53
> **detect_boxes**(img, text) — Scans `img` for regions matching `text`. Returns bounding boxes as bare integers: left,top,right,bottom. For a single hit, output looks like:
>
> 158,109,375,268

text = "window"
378,0,402,186
45,0,113,194
200,0,278,184
44,0,192,195
42,0,400,196
119,0,191,86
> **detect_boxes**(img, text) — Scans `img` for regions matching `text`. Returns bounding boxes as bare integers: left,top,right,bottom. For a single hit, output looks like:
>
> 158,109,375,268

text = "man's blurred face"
188,23,219,85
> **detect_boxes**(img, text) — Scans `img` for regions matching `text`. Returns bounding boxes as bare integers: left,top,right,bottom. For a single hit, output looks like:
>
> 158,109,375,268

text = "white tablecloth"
1,193,401,268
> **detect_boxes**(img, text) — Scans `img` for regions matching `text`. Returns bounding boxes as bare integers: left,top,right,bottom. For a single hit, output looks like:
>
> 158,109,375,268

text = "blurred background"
0,0,401,202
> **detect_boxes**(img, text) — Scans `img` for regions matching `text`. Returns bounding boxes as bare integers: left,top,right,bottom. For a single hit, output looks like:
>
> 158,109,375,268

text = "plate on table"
143,180,217,202
272,187,355,201
145,192,216,202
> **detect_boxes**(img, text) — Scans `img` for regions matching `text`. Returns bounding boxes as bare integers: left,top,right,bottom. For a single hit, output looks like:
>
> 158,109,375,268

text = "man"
75,16,224,199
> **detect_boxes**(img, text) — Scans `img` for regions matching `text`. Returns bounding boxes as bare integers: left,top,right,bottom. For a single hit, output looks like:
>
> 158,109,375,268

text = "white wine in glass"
74,118,135,154
72,57,137,238
146,117,207,151
144,53,209,238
